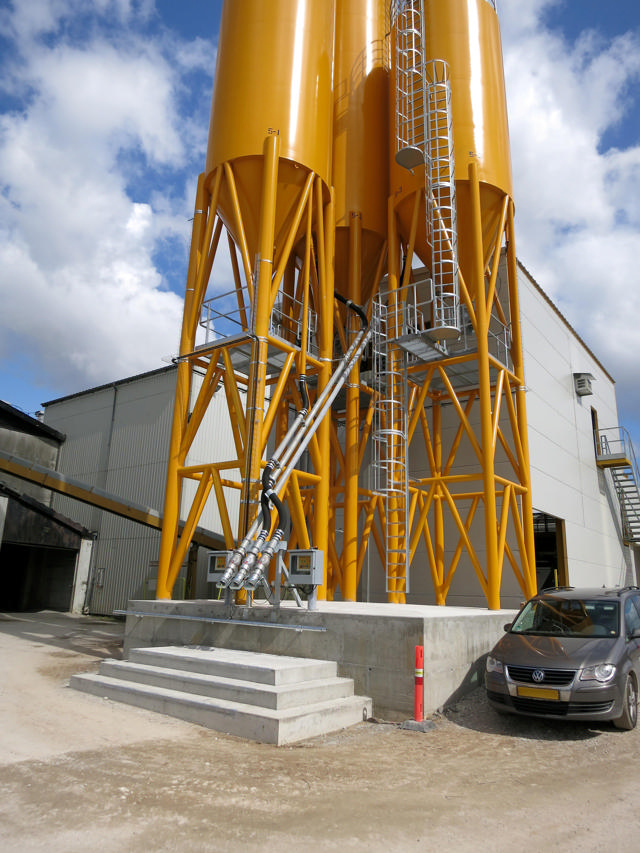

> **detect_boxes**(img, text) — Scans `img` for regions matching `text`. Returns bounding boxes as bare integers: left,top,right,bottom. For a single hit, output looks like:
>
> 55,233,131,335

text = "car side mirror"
503,622,513,632
631,628,640,640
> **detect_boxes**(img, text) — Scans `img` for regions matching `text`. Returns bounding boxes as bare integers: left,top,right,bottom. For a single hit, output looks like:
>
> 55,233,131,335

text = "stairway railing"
596,426,640,544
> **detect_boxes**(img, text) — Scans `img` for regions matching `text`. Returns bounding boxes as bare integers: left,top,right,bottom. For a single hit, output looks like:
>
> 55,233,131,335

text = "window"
624,596,640,638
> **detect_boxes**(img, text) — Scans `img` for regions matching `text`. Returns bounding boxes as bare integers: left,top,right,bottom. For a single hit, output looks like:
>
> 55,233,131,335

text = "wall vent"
573,373,594,397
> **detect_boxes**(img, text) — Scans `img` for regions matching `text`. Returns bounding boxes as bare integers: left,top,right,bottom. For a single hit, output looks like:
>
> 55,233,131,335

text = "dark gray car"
485,587,640,729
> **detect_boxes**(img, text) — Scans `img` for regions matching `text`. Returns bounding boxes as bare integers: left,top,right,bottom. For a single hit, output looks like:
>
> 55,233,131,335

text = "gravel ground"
1,610,639,852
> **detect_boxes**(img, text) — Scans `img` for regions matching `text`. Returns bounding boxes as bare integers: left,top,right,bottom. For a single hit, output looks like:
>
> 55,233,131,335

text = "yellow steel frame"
156,134,337,600
378,159,536,607
157,137,534,610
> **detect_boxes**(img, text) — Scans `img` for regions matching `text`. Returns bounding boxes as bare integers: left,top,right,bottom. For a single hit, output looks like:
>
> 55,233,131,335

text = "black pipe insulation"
264,488,290,539
260,491,272,539
298,374,310,413
334,291,368,329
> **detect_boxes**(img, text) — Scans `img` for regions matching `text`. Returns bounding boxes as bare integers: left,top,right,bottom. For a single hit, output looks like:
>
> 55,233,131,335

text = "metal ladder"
393,0,460,340
371,292,410,594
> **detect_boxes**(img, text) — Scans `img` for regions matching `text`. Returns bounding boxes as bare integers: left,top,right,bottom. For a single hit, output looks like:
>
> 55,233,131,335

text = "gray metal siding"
42,367,237,614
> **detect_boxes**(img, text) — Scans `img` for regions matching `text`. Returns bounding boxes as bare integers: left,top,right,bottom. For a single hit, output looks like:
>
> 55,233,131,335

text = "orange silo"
332,0,389,601
205,0,335,261
157,0,339,600
333,0,389,303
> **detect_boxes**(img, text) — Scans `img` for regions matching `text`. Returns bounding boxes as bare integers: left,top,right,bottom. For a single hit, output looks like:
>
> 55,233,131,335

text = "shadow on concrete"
0,610,124,660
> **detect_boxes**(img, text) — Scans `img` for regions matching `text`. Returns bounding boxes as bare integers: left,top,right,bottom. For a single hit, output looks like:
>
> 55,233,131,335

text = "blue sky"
1,0,640,449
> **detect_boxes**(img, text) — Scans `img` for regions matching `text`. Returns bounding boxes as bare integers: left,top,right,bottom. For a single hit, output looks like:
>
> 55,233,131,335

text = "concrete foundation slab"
121,599,517,717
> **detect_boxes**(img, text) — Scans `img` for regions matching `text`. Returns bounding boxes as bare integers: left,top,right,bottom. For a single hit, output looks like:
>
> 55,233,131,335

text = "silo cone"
332,0,389,601
156,0,336,600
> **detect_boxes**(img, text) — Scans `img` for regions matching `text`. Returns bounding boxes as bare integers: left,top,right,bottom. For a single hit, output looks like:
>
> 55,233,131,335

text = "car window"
510,597,619,637
624,597,640,638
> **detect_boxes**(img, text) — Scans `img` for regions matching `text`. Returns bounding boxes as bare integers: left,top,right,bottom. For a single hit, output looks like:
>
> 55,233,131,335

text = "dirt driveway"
1,611,638,852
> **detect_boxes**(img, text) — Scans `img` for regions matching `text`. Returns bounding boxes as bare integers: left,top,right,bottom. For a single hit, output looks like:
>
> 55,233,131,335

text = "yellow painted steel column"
506,201,537,597
469,159,499,609
314,187,335,600
156,175,208,600
239,133,280,539
343,212,362,601
386,198,401,603
433,399,446,605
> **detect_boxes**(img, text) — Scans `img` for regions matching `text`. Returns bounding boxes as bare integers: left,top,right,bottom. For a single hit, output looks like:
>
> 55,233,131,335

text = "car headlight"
580,664,616,683
486,656,504,674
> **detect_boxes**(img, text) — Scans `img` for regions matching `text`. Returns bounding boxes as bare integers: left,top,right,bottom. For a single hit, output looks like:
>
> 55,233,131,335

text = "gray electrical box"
207,551,233,583
287,549,324,586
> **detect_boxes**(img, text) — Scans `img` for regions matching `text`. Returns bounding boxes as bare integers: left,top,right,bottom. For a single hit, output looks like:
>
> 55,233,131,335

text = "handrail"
597,426,640,472
597,425,640,542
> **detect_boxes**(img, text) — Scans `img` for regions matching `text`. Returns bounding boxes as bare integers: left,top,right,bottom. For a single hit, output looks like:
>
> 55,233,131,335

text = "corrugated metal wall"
44,367,238,614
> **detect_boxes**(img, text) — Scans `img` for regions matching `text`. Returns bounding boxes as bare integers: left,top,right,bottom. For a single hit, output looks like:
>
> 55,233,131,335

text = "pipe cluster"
218,292,370,595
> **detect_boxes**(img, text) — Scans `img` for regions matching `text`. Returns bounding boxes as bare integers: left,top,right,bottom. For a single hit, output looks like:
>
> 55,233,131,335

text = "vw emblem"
532,669,545,683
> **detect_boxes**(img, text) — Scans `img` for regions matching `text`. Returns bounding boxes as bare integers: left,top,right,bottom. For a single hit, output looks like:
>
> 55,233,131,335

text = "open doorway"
533,511,568,591
0,543,77,611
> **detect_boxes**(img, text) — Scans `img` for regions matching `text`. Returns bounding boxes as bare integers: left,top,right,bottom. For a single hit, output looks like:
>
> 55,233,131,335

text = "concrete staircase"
70,646,372,745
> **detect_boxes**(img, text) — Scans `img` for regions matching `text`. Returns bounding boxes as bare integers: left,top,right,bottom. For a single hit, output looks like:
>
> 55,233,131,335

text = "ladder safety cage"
392,1,460,341
394,0,426,170
424,59,460,341
371,289,410,594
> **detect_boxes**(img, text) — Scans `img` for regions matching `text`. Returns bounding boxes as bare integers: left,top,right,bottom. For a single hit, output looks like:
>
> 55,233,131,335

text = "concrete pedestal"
121,599,516,717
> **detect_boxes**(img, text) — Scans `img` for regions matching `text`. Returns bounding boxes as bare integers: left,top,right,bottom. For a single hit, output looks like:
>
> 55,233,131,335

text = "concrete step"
128,646,337,685
95,659,355,710
70,646,372,745
70,671,371,746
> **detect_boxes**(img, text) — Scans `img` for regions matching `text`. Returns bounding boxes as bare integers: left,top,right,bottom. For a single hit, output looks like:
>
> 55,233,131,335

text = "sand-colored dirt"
1,610,637,852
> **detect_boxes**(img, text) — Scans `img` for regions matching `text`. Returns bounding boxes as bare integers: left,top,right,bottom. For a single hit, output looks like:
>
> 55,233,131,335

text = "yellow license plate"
517,686,560,701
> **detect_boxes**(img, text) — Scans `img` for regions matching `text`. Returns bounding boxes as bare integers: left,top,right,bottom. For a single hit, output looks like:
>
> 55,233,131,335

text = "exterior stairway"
596,427,640,544
70,646,372,746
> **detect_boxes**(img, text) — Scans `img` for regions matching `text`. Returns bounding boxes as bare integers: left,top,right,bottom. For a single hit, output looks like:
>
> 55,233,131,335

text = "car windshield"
510,597,620,638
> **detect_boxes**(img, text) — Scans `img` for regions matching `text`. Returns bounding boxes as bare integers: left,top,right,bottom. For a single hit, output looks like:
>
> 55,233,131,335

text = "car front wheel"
613,674,638,730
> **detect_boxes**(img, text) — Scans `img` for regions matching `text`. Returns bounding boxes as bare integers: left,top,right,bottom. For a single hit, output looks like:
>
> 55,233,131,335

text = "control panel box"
207,551,233,583
287,549,324,586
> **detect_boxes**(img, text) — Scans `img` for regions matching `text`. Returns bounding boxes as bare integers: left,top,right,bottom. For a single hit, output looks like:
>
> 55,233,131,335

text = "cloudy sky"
1,0,639,445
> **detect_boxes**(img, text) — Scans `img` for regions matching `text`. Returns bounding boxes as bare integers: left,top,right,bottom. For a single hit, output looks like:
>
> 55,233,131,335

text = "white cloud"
22,40,185,166
499,0,640,425
0,0,154,44
2,0,639,438
0,0,216,400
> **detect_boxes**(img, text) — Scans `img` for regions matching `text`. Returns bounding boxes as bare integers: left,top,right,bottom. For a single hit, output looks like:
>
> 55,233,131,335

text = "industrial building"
2,0,640,733
2,0,639,616
1,257,636,615
0,401,93,612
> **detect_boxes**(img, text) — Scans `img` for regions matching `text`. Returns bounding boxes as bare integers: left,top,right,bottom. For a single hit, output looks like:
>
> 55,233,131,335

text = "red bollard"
414,645,424,721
